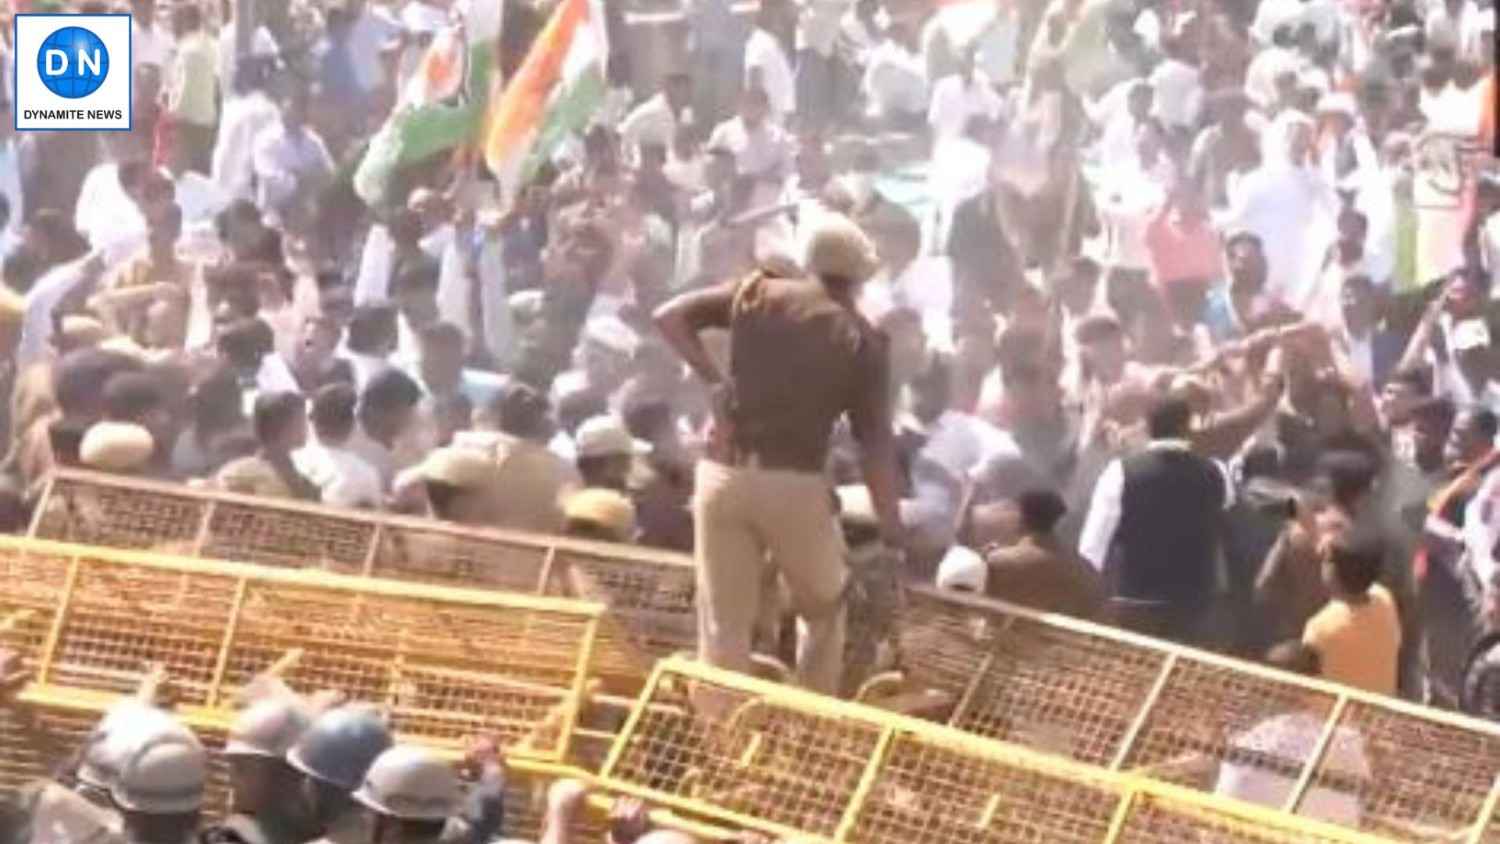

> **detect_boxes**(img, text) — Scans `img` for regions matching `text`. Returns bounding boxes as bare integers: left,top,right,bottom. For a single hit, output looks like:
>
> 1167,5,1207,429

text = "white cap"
574,415,652,460
935,545,988,594
353,746,461,822
111,732,207,815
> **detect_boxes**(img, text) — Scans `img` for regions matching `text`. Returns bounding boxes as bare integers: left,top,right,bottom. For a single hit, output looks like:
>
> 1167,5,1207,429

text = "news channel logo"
13,14,131,131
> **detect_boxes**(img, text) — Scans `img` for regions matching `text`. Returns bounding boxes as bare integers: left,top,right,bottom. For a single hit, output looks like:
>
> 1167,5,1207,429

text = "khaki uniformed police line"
8,469,1500,841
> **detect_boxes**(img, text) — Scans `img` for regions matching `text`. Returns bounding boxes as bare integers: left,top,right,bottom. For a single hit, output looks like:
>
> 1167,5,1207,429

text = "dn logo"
37,26,109,99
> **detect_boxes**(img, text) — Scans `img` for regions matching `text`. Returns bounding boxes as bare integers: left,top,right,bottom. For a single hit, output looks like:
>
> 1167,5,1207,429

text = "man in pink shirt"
1145,184,1225,328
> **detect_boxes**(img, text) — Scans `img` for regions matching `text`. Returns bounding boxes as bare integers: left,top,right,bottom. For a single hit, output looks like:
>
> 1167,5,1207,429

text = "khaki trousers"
693,460,847,695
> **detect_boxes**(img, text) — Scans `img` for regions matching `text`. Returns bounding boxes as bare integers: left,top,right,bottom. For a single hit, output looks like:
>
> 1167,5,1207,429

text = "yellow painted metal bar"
188,498,217,556
22,474,54,539
204,577,250,708
1464,774,1500,844
1109,652,1177,771
33,554,81,685
0,534,605,618
598,659,670,779
1099,788,1137,844
832,724,895,841
556,614,600,759
1283,694,1350,814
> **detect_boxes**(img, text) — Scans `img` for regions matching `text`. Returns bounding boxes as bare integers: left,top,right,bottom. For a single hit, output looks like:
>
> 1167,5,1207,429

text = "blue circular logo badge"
37,26,110,99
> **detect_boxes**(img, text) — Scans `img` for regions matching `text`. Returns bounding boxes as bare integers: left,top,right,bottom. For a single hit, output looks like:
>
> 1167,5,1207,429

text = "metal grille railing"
28,471,1500,841
0,535,603,761
31,469,697,690
595,657,1398,844
897,586,1500,841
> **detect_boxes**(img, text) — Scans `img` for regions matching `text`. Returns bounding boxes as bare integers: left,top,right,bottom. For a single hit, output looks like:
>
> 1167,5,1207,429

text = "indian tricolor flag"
353,0,503,207
483,0,609,191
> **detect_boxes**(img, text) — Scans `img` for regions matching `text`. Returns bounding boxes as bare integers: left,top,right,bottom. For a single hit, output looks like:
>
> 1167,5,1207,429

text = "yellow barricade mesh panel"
201,500,375,572
35,477,206,551
903,591,1168,765
848,734,1120,843
1118,657,1340,786
607,682,882,836
372,524,548,591
551,548,698,676
0,536,601,761
1314,700,1500,837
599,659,1399,844
1115,792,1357,844
50,553,239,704
222,584,583,751
32,471,698,687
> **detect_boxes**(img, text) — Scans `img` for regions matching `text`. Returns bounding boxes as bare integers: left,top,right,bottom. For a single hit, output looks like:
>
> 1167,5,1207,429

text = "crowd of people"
0,0,1496,834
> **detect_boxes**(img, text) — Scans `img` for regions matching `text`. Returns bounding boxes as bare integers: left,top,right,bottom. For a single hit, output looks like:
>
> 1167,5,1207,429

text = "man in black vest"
1079,397,1232,646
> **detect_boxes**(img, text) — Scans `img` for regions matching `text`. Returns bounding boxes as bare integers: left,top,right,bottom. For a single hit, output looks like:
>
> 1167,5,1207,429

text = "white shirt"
212,92,280,201
352,223,447,306
973,9,1021,86
863,40,929,119
133,21,175,68
256,353,301,396
927,72,1004,140
1463,467,1500,594
348,7,404,93
293,440,384,509
216,23,278,93
706,117,792,181
619,93,681,159
1094,161,1170,271
1078,440,1235,571
796,0,850,56
1244,46,1297,111
744,28,797,119
346,351,391,391
1150,59,1202,130
74,163,147,255
250,122,335,221
0,140,21,243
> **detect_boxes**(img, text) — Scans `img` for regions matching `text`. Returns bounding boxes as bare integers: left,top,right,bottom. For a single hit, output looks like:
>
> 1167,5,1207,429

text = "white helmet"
225,697,312,758
110,731,208,815
352,746,460,822
76,702,183,792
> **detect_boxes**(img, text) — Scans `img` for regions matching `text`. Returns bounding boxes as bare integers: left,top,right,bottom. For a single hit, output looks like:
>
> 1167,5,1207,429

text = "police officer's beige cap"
803,213,879,284
419,447,494,489
564,488,637,542
79,422,155,472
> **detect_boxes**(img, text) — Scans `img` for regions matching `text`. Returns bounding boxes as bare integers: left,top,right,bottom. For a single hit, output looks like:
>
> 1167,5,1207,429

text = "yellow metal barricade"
0,535,603,762
594,656,1398,843
31,469,696,690
898,585,1500,841
29,471,1500,840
